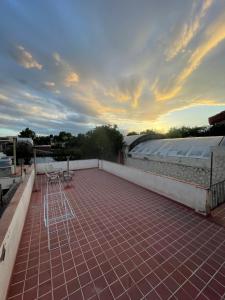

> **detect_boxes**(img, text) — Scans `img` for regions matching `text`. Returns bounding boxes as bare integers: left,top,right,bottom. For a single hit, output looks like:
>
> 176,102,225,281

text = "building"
209,110,225,125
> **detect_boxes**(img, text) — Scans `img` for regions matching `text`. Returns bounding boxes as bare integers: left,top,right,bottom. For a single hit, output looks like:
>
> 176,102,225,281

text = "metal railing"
210,179,225,209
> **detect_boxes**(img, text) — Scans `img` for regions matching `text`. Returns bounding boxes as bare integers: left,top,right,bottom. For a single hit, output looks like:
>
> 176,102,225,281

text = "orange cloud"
104,78,145,108
153,11,225,101
65,72,80,87
166,0,213,60
16,45,42,70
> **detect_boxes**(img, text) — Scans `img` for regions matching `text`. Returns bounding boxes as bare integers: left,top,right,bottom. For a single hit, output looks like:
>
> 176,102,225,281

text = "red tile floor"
210,203,225,228
7,169,225,300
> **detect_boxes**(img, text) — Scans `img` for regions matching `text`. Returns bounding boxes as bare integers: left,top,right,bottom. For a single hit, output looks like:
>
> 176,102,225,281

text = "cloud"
53,52,63,65
166,0,213,60
15,45,43,70
52,52,80,87
1,1,225,135
104,76,145,108
65,72,79,87
44,81,55,87
0,93,8,101
153,11,225,101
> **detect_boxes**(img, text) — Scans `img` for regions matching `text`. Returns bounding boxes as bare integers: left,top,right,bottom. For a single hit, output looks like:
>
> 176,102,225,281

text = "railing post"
0,184,2,207
13,137,17,175
209,151,213,188
33,148,38,191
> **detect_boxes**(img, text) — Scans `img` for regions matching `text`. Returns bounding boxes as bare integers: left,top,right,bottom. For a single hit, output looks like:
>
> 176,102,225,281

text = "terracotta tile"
86,257,98,270
79,271,92,287
130,268,143,283
52,273,65,289
82,282,97,299
53,284,67,300
155,283,172,300
7,282,24,298
109,256,120,268
98,287,114,300
163,276,179,293
99,261,111,274
202,286,221,300
68,289,83,299
116,292,130,300
90,266,102,280
39,292,52,300
76,262,88,276
38,280,52,297
183,281,200,298
104,270,117,285
174,287,193,300
11,271,26,284
208,279,225,296
23,287,37,300
24,275,38,291
127,284,143,300
114,265,127,278
6,170,225,300
109,280,125,298
145,272,161,288
66,277,80,294
39,270,51,284
137,278,152,296
145,289,161,299
65,268,77,282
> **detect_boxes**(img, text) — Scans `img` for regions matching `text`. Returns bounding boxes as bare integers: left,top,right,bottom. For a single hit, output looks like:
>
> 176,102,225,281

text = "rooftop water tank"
0,152,12,177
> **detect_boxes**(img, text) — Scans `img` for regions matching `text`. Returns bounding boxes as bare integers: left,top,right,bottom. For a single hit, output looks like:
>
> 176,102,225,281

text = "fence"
210,179,225,209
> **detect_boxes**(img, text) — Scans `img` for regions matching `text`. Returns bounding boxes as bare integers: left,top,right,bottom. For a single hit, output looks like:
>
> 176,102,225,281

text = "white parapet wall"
100,160,211,215
36,159,99,174
0,169,35,300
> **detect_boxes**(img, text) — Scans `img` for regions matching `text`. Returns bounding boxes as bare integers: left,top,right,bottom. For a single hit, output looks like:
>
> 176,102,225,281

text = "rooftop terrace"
6,168,225,300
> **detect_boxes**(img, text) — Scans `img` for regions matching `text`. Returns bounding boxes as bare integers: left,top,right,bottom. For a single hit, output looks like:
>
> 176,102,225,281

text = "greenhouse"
126,136,225,187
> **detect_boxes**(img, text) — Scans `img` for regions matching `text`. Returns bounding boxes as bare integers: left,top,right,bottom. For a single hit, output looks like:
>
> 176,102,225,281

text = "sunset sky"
0,0,225,136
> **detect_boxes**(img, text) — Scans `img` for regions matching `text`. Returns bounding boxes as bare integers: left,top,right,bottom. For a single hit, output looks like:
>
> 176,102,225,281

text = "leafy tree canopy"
127,131,138,136
16,123,225,163
19,127,36,139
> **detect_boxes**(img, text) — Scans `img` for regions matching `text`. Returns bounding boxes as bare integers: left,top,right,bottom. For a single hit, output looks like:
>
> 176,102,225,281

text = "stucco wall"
100,160,210,215
126,157,210,187
36,159,99,174
0,169,35,300
212,147,225,184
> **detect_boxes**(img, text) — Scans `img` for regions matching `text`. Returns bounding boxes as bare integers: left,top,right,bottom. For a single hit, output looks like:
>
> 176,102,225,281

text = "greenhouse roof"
123,135,145,146
130,136,224,159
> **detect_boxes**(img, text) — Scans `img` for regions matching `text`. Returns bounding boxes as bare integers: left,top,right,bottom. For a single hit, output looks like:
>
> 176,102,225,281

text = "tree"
5,142,33,165
81,125,123,161
140,129,164,139
207,124,225,136
19,128,36,140
166,126,207,138
127,131,139,136
35,135,51,145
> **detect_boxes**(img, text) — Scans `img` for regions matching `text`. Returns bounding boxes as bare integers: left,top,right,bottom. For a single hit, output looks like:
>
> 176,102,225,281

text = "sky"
0,0,225,136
